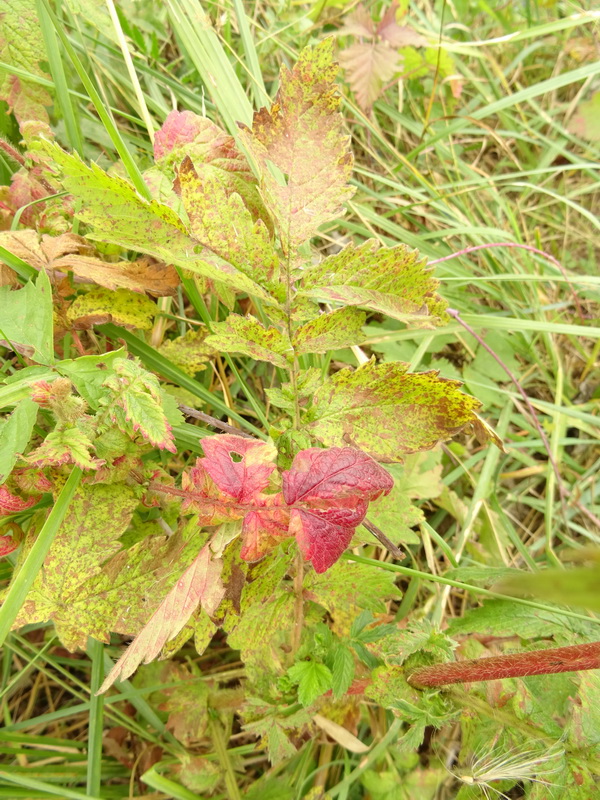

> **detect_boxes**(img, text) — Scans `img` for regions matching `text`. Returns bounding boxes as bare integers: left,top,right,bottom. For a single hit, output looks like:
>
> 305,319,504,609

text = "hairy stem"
407,641,600,688
292,550,304,654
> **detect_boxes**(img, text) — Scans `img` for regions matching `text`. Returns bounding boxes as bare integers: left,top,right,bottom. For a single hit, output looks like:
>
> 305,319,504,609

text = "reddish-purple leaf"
99,544,225,692
200,435,277,503
282,448,393,573
289,510,355,574
0,534,19,558
283,447,393,506
0,486,38,515
241,499,290,562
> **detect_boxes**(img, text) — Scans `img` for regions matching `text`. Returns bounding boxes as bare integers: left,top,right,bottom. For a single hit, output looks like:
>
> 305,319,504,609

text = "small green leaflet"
0,398,38,483
100,358,176,453
239,39,354,255
292,308,366,355
0,270,54,364
331,645,355,698
205,315,292,367
287,660,333,706
56,349,126,409
304,359,489,462
300,240,448,327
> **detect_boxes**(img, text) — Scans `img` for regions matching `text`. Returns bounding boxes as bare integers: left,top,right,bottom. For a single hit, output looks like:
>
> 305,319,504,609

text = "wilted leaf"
0,270,54,363
0,398,38,483
300,240,448,326
100,358,176,453
99,544,225,691
0,485,38,515
292,308,366,355
56,254,179,297
158,329,216,376
338,3,426,110
67,288,157,331
313,713,369,753
154,111,230,162
339,42,401,111
240,40,354,254
0,533,19,557
283,447,393,573
13,484,139,644
305,359,491,462
0,0,52,125
205,315,292,367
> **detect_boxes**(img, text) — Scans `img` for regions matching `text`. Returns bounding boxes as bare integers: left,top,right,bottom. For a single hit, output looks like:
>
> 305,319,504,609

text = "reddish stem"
407,641,600,688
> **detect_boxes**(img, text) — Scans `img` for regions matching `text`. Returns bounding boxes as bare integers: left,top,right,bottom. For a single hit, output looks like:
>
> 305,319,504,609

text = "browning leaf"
99,543,225,691
300,239,448,326
292,308,366,355
239,39,354,254
304,359,493,461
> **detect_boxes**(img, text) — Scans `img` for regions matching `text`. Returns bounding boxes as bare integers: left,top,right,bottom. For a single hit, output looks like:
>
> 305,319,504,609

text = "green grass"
0,0,599,797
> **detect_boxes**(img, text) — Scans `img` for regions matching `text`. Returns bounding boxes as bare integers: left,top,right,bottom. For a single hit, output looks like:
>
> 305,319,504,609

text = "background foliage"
0,0,599,798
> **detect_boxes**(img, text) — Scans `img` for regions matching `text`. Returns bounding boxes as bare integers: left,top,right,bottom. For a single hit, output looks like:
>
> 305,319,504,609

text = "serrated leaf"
13,484,139,645
101,357,176,453
100,543,225,691
0,0,52,125
205,315,292,367
26,425,101,471
292,308,366,355
40,142,273,303
339,42,401,111
0,270,54,363
288,660,333,706
300,240,448,326
56,349,126,409
174,156,279,287
446,599,593,643
67,287,157,331
0,398,38,484
331,645,355,698
283,447,393,573
305,359,490,462
41,141,191,255
158,329,215,376
240,40,354,254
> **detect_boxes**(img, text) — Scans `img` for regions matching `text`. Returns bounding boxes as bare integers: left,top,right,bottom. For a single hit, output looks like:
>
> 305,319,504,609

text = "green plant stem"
86,638,104,796
208,712,242,800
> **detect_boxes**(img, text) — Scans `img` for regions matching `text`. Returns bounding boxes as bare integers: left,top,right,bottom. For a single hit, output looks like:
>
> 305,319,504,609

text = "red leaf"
175,440,394,573
289,509,355,574
0,486,39,516
200,435,277,503
283,447,393,506
0,535,19,558
282,448,393,572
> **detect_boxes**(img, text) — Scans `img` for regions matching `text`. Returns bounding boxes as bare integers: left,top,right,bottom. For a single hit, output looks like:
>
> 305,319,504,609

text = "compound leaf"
288,660,333,706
